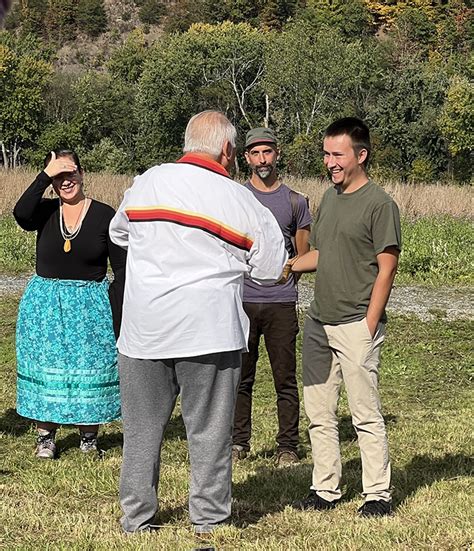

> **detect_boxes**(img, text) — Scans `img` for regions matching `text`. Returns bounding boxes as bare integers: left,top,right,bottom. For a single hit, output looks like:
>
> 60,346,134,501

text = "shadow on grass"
163,413,187,441
233,463,312,526
232,451,473,525
392,453,474,505
55,430,123,456
0,407,30,436
339,452,473,507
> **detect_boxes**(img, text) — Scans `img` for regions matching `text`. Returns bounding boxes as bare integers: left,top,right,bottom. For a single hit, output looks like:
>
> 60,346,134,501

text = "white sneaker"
36,430,56,459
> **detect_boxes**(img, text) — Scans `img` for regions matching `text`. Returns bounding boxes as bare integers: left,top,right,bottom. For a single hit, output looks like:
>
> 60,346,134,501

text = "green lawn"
1,295,473,550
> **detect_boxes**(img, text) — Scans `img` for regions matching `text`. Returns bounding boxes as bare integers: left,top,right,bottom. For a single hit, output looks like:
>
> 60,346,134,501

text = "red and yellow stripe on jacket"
125,206,254,252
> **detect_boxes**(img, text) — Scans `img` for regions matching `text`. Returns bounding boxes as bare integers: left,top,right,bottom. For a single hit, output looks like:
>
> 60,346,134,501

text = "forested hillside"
1,0,472,182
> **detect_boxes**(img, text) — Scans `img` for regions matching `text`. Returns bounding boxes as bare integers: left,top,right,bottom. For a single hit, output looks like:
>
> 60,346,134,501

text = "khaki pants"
302,316,391,502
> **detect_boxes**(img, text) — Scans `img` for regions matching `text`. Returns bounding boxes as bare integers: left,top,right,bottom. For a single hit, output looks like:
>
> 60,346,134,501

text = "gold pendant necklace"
59,199,88,253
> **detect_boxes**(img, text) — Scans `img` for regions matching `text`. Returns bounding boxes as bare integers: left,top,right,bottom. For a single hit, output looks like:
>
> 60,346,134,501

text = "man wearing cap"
232,127,312,466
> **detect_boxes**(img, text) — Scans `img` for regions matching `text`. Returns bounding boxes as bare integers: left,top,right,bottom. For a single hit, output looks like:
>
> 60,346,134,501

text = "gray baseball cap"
245,127,277,149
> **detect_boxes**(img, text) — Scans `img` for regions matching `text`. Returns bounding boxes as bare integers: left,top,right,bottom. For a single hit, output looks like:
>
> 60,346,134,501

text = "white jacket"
109,154,287,359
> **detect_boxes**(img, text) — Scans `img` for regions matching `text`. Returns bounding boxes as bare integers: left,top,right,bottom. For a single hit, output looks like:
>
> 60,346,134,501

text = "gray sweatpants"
118,351,241,533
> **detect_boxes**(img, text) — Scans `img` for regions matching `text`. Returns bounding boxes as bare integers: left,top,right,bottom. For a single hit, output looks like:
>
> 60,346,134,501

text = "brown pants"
303,316,391,502
233,302,300,453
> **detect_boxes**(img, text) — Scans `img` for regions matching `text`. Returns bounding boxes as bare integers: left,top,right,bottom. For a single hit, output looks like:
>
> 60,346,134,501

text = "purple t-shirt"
243,181,312,303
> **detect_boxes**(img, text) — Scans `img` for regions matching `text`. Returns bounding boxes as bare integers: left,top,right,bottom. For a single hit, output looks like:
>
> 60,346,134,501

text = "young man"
109,112,287,534
290,117,401,516
232,127,312,466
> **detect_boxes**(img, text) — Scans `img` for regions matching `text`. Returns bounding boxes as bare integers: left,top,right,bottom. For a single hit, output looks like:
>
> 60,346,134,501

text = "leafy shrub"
81,138,131,174
398,216,474,284
76,0,108,37
0,216,36,274
410,157,436,183
138,0,166,25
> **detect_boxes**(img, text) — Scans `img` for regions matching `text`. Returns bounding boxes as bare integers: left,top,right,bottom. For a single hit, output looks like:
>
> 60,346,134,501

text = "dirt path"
297,281,473,321
1,274,472,321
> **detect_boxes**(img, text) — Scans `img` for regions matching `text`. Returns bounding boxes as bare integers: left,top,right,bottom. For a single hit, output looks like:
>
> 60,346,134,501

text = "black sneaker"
79,432,98,453
358,500,393,517
293,490,339,511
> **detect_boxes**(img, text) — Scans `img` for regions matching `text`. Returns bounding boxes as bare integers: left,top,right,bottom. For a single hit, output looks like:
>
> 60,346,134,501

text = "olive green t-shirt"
309,181,401,325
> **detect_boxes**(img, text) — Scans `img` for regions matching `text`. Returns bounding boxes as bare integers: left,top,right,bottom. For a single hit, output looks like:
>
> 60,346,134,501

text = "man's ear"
358,148,368,166
223,140,235,161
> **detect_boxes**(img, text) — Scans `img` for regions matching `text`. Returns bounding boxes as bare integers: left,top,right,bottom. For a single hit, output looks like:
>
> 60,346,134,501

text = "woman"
13,149,125,459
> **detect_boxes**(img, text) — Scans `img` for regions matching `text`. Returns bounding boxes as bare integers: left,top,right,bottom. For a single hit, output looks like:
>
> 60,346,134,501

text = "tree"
135,22,267,169
138,0,166,25
368,55,450,181
76,0,107,37
264,24,379,151
439,75,473,163
365,0,441,28
107,28,148,84
296,0,374,38
0,34,53,167
260,0,299,30
44,0,77,42
17,0,47,36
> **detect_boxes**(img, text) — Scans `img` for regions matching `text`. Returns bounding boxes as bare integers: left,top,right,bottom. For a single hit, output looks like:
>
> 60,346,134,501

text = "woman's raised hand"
44,152,77,178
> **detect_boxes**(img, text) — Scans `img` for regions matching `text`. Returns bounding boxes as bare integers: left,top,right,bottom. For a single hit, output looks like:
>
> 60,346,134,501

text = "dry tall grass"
1,169,472,218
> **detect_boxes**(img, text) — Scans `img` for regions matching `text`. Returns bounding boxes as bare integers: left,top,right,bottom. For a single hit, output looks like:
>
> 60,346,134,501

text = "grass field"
1,295,473,550
1,213,472,284
1,169,472,218
0,170,473,283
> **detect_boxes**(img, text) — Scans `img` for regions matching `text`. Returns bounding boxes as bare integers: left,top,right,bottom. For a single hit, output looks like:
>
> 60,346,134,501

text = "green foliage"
0,33,53,168
365,0,443,27
284,133,325,177
394,6,436,49
297,0,374,37
164,0,297,33
107,28,148,83
439,75,474,157
17,0,47,36
0,2,471,181
138,0,165,25
44,0,77,43
369,56,450,181
0,215,36,274
265,24,378,150
259,0,299,30
398,216,474,284
25,121,83,168
81,137,130,173
76,0,108,37
410,157,436,184
135,22,267,168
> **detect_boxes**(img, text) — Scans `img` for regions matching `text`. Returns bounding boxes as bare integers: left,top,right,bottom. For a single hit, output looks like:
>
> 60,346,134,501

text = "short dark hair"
324,117,371,167
43,149,82,172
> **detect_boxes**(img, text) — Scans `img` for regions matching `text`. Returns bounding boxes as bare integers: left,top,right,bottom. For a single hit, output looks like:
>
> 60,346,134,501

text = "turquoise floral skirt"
16,275,121,424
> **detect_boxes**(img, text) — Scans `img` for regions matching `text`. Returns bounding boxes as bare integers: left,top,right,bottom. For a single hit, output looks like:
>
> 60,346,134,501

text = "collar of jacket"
176,154,230,178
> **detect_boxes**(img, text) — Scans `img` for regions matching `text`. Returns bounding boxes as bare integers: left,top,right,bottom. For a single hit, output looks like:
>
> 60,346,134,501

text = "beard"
254,166,274,179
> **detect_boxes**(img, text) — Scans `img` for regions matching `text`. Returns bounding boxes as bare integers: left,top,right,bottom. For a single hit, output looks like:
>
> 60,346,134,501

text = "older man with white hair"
110,110,287,535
